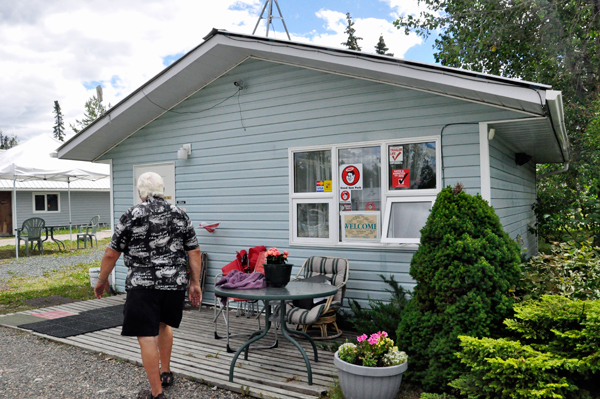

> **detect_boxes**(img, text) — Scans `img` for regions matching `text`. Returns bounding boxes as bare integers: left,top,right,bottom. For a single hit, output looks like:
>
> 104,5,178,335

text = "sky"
0,0,438,144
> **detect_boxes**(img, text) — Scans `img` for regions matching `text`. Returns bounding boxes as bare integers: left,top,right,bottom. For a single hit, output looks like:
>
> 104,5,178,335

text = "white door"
133,162,175,205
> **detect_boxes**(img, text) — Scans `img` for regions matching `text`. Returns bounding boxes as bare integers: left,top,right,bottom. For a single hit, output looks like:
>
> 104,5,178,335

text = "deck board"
1,295,355,399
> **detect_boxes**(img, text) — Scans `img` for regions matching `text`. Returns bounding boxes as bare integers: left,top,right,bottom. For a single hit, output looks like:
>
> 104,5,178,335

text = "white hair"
137,172,165,200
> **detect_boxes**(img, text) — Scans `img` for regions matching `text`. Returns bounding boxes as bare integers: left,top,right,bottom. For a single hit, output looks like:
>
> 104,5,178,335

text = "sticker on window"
340,190,351,204
340,164,363,190
316,180,324,192
392,169,410,188
324,180,332,192
389,146,404,164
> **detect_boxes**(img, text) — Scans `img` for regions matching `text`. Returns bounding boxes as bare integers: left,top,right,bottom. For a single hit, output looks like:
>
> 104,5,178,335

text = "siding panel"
103,58,527,302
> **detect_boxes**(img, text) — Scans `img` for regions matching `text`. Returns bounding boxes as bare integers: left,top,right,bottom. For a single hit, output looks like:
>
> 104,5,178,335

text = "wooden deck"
1,295,354,399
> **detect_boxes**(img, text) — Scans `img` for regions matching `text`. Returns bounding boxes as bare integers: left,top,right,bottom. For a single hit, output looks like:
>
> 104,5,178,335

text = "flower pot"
334,351,407,399
263,263,293,288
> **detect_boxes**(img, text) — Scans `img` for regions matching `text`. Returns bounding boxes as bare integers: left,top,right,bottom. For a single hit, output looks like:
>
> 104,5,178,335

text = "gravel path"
0,327,244,399
0,247,105,282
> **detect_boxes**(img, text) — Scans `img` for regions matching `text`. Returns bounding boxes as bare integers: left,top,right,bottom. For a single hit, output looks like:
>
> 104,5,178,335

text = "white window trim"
32,192,61,213
381,196,435,244
289,137,441,248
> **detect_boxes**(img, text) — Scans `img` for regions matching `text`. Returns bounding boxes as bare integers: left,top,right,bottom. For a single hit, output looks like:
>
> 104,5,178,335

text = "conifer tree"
341,12,362,51
374,35,394,56
0,130,19,149
396,183,521,392
70,95,110,134
53,100,65,141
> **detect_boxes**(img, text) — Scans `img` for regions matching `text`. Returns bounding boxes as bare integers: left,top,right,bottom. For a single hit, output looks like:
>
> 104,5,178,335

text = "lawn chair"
17,217,46,256
213,246,277,352
77,215,100,249
286,256,349,339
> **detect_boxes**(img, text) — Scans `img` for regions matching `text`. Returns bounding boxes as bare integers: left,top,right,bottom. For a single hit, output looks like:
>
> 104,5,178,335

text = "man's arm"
187,248,203,307
94,247,122,299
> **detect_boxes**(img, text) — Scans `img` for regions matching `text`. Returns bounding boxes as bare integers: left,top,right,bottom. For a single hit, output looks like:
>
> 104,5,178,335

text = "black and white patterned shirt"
109,196,199,291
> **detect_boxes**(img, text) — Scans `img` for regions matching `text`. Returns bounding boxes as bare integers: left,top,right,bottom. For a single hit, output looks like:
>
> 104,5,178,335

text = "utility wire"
141,86,242,115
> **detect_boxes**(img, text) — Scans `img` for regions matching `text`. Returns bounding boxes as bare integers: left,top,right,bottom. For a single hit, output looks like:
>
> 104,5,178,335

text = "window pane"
47,194,59,211
34,195,45,211
297,203,329,238
294,151,332,193
386,201,431,239
338,146,381,211
389,142,436,190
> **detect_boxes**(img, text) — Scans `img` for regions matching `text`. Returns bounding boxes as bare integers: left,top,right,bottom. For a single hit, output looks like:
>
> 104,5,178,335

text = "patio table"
214,281,338,385
42,226,66,251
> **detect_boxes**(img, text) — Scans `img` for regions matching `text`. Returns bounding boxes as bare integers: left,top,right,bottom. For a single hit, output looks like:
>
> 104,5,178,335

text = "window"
33,193,60,213
289,138,440,246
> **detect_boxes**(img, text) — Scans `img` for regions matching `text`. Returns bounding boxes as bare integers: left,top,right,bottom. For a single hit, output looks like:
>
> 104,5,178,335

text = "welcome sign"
341,212,380,241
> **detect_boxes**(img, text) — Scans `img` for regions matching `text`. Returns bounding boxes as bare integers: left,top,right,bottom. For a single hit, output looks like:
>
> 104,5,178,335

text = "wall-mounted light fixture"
177,144,192,160
488,128,496,141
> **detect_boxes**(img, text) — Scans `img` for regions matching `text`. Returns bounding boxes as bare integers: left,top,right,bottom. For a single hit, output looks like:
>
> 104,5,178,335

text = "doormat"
30,310,78,319
24,295,79,308
18,304,124,338
0,314,47,327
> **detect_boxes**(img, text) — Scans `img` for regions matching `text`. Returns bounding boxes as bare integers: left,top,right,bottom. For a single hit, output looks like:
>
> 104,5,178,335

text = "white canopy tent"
0,134,109,257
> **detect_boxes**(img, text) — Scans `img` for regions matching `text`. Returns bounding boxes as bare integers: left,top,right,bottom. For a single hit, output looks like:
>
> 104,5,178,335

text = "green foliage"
374,35,394,56
450,296,600,399
347,274,410,343
517,240,600,301
53,100,65,141
394,1,600,247
420,394,457,399
0,129,18,149
70,95,110,134
341,12,362,51
396,185,521,392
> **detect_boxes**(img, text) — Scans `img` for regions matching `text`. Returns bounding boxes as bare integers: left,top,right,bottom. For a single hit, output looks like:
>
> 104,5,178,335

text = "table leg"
49,228,65,251
229,301,273,382
284,327,319,361
278,300,315,385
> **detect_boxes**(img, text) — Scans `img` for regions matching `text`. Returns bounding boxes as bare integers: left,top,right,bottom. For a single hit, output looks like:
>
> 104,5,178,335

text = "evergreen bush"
346,274,410,343
396,184,521,392
450,296,600,398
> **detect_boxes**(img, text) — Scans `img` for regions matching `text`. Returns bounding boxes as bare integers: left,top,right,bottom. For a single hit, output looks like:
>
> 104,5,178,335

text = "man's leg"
157,322,173,374
138,336,163,397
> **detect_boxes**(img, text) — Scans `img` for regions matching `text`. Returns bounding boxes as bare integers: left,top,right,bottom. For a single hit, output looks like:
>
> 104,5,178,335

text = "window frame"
380,196,435,244
289,136,441,247
32,192,61,213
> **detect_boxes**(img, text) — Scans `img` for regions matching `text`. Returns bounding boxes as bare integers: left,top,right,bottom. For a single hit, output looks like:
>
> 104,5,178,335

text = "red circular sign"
341,166,360,186
340,190,350,201
366,202,375,210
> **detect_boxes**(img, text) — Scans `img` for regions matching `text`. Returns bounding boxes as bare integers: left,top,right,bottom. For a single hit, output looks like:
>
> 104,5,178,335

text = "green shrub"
516,240,600,301
396,184,521,392
420,394,457,399
346,274,410,343
451,296,600,399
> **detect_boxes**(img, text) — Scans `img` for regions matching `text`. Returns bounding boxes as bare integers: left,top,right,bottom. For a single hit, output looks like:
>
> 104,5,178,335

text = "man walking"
95,172,202,399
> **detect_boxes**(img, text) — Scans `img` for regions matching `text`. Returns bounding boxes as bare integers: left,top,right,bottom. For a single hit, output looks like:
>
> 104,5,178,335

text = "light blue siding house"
57,30,569,305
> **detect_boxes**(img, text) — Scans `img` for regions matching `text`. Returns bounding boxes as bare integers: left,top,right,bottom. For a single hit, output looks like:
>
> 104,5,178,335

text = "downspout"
537,163,569,179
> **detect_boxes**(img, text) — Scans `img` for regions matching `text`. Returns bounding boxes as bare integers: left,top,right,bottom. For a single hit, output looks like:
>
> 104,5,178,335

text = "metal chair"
286,256,350,339
77,215,100,249
17,217,46,256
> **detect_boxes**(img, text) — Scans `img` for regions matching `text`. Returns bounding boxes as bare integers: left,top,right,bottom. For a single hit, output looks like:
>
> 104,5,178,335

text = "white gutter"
545,90,569,162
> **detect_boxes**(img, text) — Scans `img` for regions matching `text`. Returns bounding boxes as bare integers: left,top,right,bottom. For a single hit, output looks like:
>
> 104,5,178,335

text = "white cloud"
0,0,427,144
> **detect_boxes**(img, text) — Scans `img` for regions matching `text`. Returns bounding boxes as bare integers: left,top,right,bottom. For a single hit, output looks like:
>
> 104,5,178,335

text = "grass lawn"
0,237,112,315
0,237,111,262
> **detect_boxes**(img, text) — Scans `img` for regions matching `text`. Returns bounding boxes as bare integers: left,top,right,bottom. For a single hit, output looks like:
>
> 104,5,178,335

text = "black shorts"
121,289,186,337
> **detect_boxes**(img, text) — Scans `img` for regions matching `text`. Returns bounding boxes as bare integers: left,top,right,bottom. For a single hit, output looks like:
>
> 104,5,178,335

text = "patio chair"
77,215,100,249
213,247,277,352
286,256,349,339
17,217,46,256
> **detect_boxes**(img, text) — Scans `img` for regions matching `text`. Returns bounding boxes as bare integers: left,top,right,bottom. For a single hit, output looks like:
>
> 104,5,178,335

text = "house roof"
57,29,569,164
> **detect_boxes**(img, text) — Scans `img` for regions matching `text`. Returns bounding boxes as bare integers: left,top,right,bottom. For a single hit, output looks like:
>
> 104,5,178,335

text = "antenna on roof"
252,0,291,40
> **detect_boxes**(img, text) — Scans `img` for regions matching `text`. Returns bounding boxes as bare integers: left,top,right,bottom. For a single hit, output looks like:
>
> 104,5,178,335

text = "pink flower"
368,336,378,345
357,334,368,342
380,331,388,337
284,251,289,256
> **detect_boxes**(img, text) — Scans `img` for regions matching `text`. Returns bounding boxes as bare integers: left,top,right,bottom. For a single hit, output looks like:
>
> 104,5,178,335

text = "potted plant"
334,331,408,399
263,247,293,287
